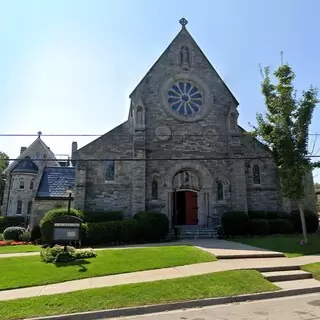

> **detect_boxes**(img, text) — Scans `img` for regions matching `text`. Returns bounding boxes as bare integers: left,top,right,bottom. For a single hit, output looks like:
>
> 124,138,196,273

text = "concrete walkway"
0,255,319,301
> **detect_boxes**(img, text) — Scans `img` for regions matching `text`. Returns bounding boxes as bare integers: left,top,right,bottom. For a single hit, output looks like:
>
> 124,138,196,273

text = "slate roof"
11,157,39,174
36,166,76,199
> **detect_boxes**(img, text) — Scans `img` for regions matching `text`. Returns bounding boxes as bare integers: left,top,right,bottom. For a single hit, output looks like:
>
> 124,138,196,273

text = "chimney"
71,142,78,167
20,147,27,155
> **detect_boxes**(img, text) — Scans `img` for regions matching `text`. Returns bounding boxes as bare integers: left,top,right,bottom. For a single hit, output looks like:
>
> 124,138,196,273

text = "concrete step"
180,235,216,239
276,278,320,290
254,265,301,273
216,252,284,259
262,270,313,282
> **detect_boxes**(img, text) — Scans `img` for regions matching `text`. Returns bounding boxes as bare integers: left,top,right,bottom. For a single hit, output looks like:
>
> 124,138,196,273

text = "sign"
53,215,82,244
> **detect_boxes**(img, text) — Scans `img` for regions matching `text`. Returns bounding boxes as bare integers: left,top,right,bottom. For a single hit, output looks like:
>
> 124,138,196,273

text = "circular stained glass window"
167,81,203,117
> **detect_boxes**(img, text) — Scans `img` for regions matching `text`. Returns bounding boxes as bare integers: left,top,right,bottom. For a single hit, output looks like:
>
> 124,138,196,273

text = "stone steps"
177,226,217,239
262,270,313,282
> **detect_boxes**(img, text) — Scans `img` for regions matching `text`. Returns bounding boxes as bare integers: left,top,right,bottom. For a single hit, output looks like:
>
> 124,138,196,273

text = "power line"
6,155,320,162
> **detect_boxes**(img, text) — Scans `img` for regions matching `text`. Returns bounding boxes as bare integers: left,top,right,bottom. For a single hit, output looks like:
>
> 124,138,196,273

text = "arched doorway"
172,170,201,226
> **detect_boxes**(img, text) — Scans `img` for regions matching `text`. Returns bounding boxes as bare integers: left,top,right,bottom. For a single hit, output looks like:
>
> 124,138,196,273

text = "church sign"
53,215,82,243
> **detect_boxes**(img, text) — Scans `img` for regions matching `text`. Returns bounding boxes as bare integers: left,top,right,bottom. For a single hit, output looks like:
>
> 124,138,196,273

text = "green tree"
315,182,320,190
0,152,9,207
255,55,319,244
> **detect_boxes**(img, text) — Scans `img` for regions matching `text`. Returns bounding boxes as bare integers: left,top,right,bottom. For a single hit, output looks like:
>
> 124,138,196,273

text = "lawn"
302,263,320,280
0,270,278,320
231,235,320,257
0,246,216,290
0,245,40,254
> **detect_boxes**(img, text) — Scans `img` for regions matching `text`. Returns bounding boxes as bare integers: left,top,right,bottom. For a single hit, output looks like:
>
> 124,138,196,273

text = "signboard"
53,215,82,244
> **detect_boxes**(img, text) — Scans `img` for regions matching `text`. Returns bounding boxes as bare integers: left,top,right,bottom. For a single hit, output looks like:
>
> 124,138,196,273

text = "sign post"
53,215,82,251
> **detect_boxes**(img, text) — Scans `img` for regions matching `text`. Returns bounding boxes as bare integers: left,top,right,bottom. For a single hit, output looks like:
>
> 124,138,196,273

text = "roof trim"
129,26,239,106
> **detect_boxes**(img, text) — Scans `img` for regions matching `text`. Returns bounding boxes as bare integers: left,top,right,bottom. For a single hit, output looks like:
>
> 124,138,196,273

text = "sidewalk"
1,254,319,301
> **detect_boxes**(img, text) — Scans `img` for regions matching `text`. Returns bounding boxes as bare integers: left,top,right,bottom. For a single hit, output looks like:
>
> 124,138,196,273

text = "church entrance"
173,191,198,225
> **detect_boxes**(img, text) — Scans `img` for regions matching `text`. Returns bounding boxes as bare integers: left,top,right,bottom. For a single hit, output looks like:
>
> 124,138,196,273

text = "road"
111,294,320,320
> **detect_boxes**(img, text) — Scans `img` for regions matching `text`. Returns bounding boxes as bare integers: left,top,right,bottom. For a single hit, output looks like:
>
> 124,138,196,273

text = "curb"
26,286,320,320
215,253,285,259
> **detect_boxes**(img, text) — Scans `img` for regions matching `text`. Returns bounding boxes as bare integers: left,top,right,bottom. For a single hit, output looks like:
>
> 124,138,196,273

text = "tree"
0,152,9,207
315,182,320,190
255,55,319,244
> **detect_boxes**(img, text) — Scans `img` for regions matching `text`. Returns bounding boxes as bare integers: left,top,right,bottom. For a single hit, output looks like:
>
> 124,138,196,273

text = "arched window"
253,164,261,184
16,200,22,215
152,180,158,200
19,179,24,189
136,106,143,128
30,179,35,190
105,160,115,182
217,180,224,201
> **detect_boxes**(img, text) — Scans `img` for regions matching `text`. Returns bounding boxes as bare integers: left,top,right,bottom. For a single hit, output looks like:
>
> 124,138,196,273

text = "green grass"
0,270,278,320
0,246,216,290
302,263,320,280
231,235,320,257
0,245,40,254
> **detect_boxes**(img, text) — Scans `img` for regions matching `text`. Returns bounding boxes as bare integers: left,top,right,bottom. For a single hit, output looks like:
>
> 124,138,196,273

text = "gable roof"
3,137,60,175
129,24,239,106
36,166,75,199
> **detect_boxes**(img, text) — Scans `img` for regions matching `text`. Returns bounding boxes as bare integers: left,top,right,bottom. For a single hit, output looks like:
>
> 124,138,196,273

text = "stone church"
1,19,317,229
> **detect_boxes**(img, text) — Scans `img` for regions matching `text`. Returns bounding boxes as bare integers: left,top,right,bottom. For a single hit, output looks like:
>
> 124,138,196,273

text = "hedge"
83,211,123,223
40,208,84,244
290,210,319,233
86,220,139,245
221,211,249,236
269,219,294,235
248,211,290,220
134,211,169,241
248,219,270,236
3,226,26,241
0,216,25,233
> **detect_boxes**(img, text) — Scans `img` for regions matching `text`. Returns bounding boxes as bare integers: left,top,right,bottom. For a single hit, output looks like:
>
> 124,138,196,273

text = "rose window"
167,81,203,116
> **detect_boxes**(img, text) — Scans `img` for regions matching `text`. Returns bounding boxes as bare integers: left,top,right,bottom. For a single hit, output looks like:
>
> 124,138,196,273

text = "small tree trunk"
298,200,308,244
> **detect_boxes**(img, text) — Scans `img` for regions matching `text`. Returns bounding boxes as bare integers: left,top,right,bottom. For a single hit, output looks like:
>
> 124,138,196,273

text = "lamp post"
66,186,73,215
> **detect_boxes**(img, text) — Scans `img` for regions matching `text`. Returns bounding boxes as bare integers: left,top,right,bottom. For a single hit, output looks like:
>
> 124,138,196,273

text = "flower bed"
0,240,32,246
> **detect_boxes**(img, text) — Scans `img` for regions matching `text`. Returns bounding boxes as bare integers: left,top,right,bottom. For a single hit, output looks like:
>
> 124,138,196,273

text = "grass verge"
0,245,40,254
0,246,215,290
301,263,320,280
0,270,278,320
231,235,320,257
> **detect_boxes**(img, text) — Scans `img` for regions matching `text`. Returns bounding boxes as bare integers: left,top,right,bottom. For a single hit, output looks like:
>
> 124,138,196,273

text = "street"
111,294,320,320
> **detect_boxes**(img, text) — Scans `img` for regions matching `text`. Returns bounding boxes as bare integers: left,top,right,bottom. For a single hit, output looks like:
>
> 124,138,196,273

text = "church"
2,19,317,230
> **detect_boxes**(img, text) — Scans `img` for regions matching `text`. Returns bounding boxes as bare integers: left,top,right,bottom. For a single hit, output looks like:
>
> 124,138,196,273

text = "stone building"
1,135,75,227
72,19,317,230
1,19,317,231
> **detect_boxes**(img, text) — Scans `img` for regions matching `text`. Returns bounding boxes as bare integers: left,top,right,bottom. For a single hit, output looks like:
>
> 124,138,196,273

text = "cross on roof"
179,18,188,28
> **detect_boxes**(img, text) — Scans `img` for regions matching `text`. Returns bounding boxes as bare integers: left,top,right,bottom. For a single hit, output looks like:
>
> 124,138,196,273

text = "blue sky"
1,0,320,181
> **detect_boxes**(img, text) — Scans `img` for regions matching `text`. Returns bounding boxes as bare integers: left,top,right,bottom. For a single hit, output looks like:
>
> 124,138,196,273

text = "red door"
185,191,198,225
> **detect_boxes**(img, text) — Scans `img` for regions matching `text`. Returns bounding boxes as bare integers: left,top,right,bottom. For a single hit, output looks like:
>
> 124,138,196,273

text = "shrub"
83,211,123,223
41,245,96,263
290,210,319,233
248,219,270,235
19,231,31,242
0,234,3,240
30,225,42,242
3,226,26,241
134,211,169,242
221,211,249,236
0,216,25,233
40,208,83,244
85,219,139,245
248,211,267,219
269,219,294,235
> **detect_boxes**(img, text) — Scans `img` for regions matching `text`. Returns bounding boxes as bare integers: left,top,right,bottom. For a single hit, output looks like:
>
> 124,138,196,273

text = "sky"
1,0,320,181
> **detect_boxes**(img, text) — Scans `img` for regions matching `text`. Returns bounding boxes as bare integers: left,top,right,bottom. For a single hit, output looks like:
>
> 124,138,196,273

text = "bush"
40,208,84,244
3,226,26,241
134,211,169,242
85,219,139,245
0,216,25,233
30,225,42,242
269,219,294,235
19,231,31,242
41,245,96,263
290,210,319,233
248,219,270,235
0,234,3,241
221,211,249,236
83,211,123,223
